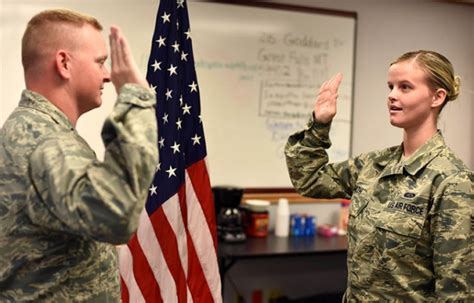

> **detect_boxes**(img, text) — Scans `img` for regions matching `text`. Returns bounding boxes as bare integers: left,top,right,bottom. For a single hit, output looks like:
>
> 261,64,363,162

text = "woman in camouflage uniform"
285,50,473,302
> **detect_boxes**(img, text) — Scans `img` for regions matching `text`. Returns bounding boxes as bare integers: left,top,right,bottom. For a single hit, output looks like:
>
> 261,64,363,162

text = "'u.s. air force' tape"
387,201,424,216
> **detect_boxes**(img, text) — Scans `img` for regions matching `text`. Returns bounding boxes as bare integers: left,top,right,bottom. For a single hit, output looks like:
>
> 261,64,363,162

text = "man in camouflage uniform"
286,65,473,301
0,9,158,302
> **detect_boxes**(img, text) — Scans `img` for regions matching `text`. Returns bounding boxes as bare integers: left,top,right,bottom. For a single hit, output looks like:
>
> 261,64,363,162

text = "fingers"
327,73,343,93
109,26,120,71
319,80,328,93
108,25,149,92
318,73,343,94
110,26,129,69
330,73,343,93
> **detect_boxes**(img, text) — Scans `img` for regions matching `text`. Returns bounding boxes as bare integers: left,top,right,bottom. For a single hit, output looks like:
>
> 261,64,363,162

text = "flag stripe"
174,187,200,303
136,210,176,303
186,163,221,302
129,235,162,303
163,191,189,278
151,207,188,303
162,190,193,302
120,276,129,303
118,245,146,303
177,178,213,302
187,158,218,250
185,231,214,303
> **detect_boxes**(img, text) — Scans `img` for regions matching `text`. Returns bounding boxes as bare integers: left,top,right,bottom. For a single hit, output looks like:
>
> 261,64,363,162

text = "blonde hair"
22,9,103,72
391,50,461,112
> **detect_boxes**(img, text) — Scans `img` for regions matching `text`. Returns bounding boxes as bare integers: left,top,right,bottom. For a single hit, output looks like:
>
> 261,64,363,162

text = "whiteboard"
189,2,356,188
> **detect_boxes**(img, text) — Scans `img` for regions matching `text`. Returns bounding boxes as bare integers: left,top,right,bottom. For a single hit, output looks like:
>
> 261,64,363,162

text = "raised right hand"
313,73,343,124
109,26,149,93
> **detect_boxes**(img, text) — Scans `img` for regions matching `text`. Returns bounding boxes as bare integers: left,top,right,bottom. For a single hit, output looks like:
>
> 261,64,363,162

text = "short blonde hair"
391,50,461,112
22,9,103,72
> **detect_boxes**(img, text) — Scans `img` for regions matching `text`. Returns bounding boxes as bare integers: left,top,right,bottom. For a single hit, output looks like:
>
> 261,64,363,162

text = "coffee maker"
212,186,246,242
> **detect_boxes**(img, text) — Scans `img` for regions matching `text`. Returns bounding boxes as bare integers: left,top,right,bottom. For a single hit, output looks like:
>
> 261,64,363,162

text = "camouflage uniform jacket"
285,117,473,302
0,84,158,302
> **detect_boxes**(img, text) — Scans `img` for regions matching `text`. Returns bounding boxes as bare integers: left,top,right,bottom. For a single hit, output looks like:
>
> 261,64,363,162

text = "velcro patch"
403,192,416,199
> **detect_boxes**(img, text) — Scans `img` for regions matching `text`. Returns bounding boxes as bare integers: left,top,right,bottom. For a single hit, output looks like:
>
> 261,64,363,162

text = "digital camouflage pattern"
0,84,158,302
285,117,473,302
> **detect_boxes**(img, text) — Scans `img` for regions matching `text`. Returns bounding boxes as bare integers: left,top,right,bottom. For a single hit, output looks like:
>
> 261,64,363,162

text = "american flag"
118,0,222,302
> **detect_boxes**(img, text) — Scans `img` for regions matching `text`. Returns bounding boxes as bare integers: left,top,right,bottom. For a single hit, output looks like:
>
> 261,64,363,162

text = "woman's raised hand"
313,73,343,124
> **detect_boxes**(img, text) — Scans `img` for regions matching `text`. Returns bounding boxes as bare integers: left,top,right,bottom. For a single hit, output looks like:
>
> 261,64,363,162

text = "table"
218,234,348,295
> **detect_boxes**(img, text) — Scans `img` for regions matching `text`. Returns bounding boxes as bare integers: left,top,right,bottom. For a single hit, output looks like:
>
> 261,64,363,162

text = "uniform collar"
375,131,445,177
402,131,445,175
19,90,74,131
374,145,404,177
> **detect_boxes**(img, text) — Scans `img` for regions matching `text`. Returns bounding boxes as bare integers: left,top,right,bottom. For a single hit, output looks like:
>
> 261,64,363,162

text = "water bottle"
304,215,316,236
275,198,290,237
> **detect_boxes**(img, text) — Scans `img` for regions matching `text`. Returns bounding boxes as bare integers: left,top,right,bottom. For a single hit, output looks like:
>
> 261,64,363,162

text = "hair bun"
449,75,461,102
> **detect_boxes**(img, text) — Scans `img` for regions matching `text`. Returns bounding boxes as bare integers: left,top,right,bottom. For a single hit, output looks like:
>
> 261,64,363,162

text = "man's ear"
431,88,447,109
55,50,71,79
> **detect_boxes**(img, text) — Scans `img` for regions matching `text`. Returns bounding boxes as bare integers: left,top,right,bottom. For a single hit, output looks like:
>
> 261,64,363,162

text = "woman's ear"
55,50,71,79
431,88,447,109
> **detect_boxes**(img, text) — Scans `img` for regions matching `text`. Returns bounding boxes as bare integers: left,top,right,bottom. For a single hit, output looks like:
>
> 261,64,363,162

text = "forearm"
29,84,158,244
101,84,158,198
285,116,354,199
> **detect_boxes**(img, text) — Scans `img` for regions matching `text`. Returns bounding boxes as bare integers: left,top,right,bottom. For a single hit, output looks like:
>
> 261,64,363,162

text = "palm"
314,73,343,124
109,26,149,92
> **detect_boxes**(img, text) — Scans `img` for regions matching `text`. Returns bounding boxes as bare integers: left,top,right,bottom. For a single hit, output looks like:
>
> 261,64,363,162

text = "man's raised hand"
109,26,149,93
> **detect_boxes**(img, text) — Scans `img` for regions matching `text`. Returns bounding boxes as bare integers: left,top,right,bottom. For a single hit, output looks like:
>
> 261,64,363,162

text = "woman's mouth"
389,105,402,113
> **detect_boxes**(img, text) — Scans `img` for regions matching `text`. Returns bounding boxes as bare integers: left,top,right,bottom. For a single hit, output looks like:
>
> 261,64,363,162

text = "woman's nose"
388,89,397,102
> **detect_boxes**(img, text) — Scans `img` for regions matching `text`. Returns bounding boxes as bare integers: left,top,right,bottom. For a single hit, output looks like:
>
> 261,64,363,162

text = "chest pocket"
374,213,425,239
371,210,427,273
374,193,428,241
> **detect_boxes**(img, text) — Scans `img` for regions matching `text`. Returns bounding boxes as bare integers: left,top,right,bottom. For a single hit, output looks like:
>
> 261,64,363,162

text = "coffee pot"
212,186,246,242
